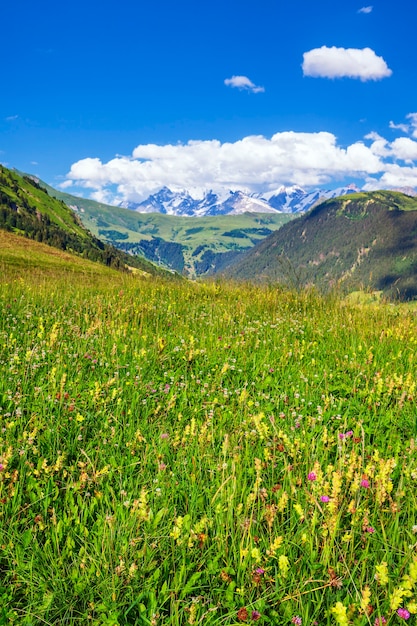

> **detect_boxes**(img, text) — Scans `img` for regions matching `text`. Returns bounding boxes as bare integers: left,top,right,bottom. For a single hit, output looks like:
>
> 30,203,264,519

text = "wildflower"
251,547,261,562
307,472,317,481
361,479,370,488
0,464,4,472
397,608,411,620
374,617,387,626
255,568,265,575
407,600,417,614
390,587,411,611
160,433,169,439
294,503,304,518
375,562,389,586
366,526,375,533
237,607,248,622
252,610,261,621
278,555,290,578
320,495,330,502
331,601,349,626
360,585,371,612
291,616,302,625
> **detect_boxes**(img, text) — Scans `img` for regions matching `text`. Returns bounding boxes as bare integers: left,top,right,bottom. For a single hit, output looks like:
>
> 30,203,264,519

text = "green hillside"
0,229,127,283
41,182,293,276
224,190,417,300
0,166,177,279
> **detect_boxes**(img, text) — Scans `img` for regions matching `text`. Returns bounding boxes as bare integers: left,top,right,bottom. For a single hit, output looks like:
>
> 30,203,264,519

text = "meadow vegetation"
0,265,417,625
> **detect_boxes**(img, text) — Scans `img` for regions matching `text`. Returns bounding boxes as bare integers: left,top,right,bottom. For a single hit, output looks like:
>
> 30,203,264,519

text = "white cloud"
63,120,417,203
59,180,74,189
358,6,373,13
302,46,392,81
365,132,391,157
224,75,265,93
65,131,389,203
390,138,417,162
5,115,18,122
364,165,417,190
407,113,417,138
389,120,409,133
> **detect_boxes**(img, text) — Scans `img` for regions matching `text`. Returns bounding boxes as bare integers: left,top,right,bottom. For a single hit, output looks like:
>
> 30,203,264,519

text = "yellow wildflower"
375,561,389,586
331,602,349,626
278,555,289,579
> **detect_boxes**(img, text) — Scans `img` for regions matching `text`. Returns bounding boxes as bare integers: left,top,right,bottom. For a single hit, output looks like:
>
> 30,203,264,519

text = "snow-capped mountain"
118,184,360,217
260,184,360,213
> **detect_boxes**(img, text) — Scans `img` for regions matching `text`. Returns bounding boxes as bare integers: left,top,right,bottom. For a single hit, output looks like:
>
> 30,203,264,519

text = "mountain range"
119,184,362,216
2,166,417,299
223,190,417,300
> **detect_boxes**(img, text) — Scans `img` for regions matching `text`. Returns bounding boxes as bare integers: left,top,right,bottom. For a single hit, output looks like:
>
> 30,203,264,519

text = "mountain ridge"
0,165,178,279
118,184,363,216
223,190,417,300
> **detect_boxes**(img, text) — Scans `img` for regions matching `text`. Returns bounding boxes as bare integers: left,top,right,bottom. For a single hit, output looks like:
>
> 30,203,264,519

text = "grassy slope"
0,167,178,279
1,170,88,239
0,275,417,624
225,190,417,300
41,182,293,275
0,229,129,282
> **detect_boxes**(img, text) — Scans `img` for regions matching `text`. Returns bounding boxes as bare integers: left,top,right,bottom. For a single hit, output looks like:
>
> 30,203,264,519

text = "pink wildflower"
307,472,317,481
366,526,375,533
320,495,330,502
251,611,261,621
361,479,370,488
291,617,302,625
397,608,410,620
160,433,169,439
374,618,387,626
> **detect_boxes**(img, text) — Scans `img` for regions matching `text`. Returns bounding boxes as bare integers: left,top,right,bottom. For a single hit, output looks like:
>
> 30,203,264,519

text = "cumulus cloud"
63,119,417,203
390,138,417,162
358,6,373,13
364,132,391,157
224,75,265,93
65,131,391,203
302,46,392,81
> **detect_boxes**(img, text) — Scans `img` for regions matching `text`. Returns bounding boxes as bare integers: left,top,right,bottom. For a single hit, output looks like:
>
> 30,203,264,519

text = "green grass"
0,262,416,624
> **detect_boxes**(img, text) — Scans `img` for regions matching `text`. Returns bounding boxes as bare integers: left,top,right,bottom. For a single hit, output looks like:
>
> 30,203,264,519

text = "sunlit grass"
0,271,416,625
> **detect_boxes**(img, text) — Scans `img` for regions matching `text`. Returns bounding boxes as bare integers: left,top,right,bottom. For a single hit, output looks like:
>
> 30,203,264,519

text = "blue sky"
2,0,417,203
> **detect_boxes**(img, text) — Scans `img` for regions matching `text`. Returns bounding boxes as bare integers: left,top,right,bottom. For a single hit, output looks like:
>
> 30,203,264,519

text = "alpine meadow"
2,0,417,622
0,245,417,625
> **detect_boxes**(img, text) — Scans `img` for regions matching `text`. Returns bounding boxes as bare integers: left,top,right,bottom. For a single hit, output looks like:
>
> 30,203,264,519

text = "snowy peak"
118,185,361,217
261,184,360,213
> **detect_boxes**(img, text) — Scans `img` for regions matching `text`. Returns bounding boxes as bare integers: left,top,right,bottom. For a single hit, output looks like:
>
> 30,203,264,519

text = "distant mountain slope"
0,166,175,278
223,191,417,300
39,182,293,276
